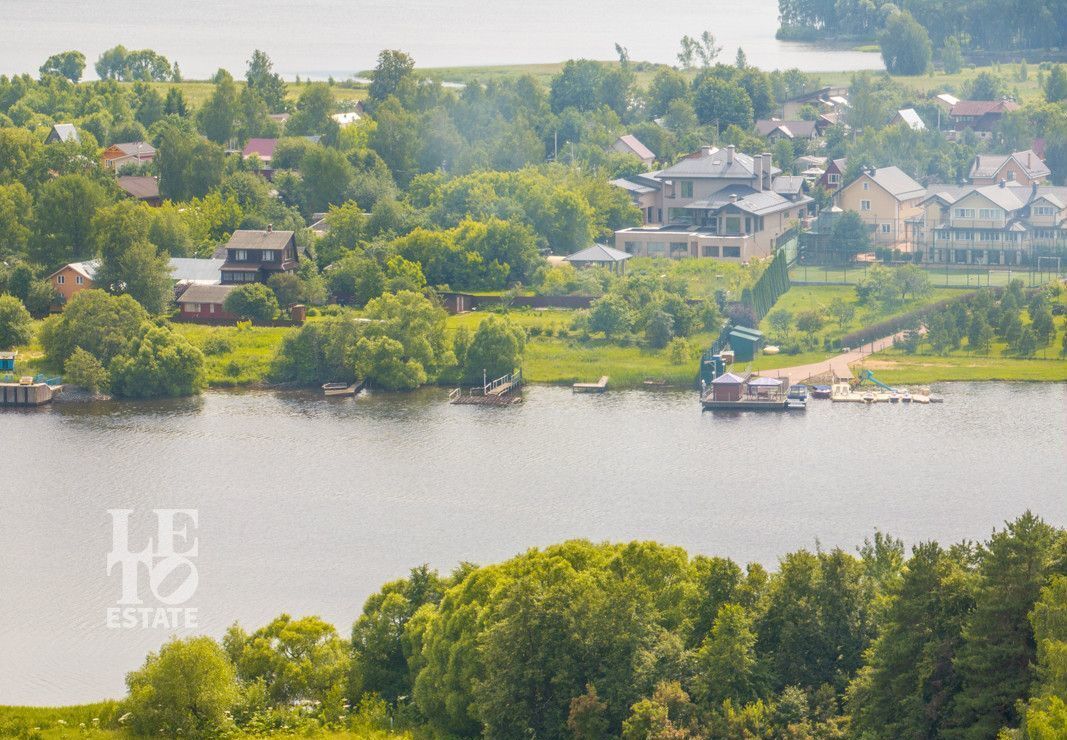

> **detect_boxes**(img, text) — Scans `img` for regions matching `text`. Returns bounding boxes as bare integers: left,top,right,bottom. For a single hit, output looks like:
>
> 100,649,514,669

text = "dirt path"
761,332,907,383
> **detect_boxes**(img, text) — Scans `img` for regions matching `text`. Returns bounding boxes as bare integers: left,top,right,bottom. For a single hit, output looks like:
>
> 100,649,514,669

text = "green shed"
727,326,764,362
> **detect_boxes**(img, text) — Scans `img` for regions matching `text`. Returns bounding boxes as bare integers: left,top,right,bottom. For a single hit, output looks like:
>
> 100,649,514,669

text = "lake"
0,0,881,80
0,382,1064,704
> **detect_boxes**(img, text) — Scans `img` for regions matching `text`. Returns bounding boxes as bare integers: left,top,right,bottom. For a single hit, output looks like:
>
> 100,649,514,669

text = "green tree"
692,76,753,130
767,309,793,336
462,315,526,382
124,636,238,738
968,313,994,354
588,294,634,338
31,174,109,268
645,308,675,348
831,210,871,261
38,289,148,366
880,11,932,75
109,323,204,398
942,36,964,74
369,49,416,103
225,614,349,705
245,49,287,112
0,294,32,349
693,604,764,708
63,346,109,392
967,71,1006,101
948,512,1063,737
647,68,690,118
94,240,173,314
1045,65,1067,103
795,308,825,339
224,282,279,322
286,83,338,140
39,50,86,82
355,290,454,387
827,297,856,329
568,684,610,740
327,253,385,306
1019,576,1067,737
198,70,240,144
158,128,225,201
95,45,129,80
300,145,354,213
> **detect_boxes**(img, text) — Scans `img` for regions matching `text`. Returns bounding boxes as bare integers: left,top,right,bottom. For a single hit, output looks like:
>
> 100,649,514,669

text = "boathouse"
708,372,747,402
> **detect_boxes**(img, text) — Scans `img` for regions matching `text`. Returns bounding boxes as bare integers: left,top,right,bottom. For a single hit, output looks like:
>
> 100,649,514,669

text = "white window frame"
860,200,871,211
56,274,65,284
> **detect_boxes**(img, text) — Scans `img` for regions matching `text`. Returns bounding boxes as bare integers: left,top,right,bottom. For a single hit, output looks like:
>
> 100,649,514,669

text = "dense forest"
777,0,1067,50
101,512,1067,738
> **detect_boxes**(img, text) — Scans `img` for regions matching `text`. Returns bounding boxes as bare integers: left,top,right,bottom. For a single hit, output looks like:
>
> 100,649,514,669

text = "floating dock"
573,376,609,393
450,371,523,405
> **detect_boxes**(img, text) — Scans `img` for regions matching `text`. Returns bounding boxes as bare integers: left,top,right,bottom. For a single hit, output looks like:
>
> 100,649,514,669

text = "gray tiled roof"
226,229,295,250
177,283,237,304
658,147,778,180
169,258,224,283
866,167,926,200
970,150,1050,180
564,244,633,263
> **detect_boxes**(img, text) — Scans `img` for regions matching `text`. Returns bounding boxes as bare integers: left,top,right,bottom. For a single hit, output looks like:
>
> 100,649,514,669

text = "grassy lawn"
747,285,959,369
857,353,1067,383
0,704,410,739
172,323,294,387
816,64,1046,103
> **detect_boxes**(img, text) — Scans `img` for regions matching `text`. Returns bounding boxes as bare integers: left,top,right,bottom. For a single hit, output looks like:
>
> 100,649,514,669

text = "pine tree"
946,513,1065,737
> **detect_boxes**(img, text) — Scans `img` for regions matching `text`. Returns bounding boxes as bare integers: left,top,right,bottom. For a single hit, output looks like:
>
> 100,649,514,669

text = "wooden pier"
1,378,60,406
573,376,609,393
450,370,523,405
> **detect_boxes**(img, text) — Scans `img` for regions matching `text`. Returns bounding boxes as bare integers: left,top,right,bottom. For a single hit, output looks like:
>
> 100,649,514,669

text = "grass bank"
856,352,1067,383
172,323,294,387
116,80,367,110
790,265,1063,289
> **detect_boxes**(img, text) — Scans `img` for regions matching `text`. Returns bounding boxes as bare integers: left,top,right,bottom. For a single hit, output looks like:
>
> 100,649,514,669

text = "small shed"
746,376,783,397
563,244,633,274
709,371,747,402
728,326,764,362
0,351,16,372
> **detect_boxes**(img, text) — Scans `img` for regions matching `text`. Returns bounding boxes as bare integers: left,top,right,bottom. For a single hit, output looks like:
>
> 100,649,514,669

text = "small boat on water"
901,391,912,403
786,384,808,410
862,392,875,403
889,392,901,403
811,385,831,399
322,381,364,397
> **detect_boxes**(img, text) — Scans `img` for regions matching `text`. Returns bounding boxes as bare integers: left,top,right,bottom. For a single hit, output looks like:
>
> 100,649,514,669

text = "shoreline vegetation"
1,512,1064,738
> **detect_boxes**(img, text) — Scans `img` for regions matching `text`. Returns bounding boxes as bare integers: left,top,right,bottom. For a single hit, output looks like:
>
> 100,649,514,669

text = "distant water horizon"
0,0,882,80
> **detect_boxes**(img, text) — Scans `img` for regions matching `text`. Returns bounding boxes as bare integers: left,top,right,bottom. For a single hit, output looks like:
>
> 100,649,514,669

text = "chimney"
267,223,273,232
700,145,714,156
762,153,772,187
730,193,739,203
974,155,980,170
998,179,1006,188
753,154,763,191
726,145,735,165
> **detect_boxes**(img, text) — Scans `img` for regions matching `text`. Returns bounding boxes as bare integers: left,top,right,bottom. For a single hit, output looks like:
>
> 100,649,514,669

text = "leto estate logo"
105,509,199,629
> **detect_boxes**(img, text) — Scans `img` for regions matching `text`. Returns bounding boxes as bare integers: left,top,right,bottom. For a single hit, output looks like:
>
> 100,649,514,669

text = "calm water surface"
0,0,881,79
1,383,1064,704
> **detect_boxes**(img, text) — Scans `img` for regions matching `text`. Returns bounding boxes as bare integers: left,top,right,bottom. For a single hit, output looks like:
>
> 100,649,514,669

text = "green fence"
743,249,792,321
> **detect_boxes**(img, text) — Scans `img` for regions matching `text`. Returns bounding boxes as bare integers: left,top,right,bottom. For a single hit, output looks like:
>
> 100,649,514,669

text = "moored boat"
322,381,363,397
811,385,831,399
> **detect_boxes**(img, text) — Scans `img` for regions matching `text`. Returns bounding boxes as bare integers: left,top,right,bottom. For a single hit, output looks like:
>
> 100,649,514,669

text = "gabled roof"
969,184,1027,211
950,100,1020,117
895,109,925,131
1032,193,1065,210
116,175,160,200
225,229,295,250
610,176,658,195
242,138,278,160
169,258,224,283
970,150,1050,181
564,244,633,263
756,119,818,139
936,93,960,107
771,176,805,196
747,376,783,386
710,372,746,384
49,259,99,281
857,167,925,200
177,283,237,305
49,123,79,143
684,185,811,217
108,141,156,157
615,134,656,162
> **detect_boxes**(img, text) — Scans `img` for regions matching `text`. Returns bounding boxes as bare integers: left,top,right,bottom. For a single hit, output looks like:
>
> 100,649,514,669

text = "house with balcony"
969,150,1049,187
220,226,298,284
834,166,925,247
948,99,1020,140
610,146,813,261
916,182,1067,266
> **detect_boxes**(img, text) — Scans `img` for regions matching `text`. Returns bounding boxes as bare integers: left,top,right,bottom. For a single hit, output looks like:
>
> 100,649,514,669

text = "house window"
262,250,275,262
880,223,891,234
623,241,638,254
1034,206,1055,216
187,303,201,313
862,181,869,190
646,207,654,223
234,249,249,261
209,303,216,313
702,246,720,257
1007,170,1015,181
828,173,840,185
978,208,998,220
646,242,666,256
860,200,871,211
56,274,65,284
722,246,741,258
75,275,84,285
680,181,693,198
954,208,975,219
724,216,741,235
669,242,688,258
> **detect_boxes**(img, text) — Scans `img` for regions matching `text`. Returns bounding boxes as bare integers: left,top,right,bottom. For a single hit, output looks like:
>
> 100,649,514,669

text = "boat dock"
450,370,523,405
573,376,609,393
1,377,61,406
